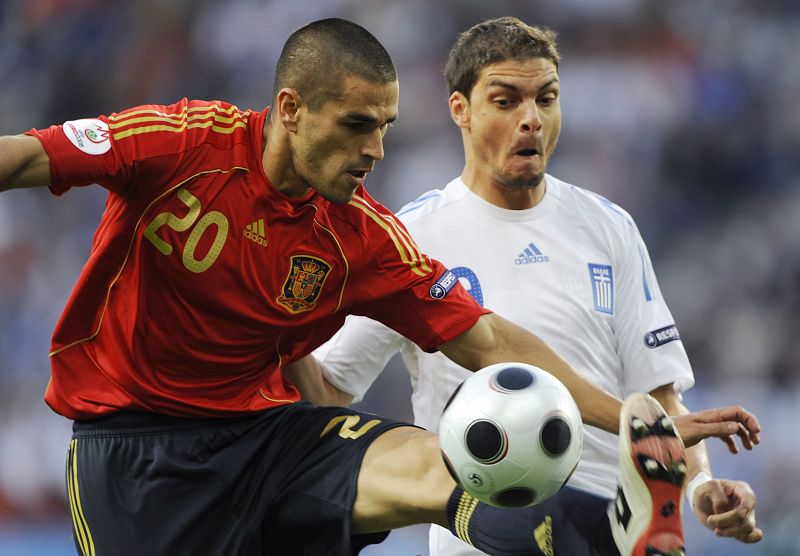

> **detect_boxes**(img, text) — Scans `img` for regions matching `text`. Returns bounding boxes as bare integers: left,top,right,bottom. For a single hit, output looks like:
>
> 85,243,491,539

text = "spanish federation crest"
276,255,332,314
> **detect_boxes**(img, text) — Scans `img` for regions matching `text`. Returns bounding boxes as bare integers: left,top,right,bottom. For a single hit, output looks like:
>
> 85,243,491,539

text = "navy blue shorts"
66,402,410,555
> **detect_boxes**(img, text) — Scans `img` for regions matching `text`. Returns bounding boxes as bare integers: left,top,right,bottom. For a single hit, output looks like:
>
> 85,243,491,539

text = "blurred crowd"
0,0,798,554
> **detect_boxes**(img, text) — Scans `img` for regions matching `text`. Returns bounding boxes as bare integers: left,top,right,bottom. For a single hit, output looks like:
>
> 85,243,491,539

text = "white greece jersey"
316,175,694,553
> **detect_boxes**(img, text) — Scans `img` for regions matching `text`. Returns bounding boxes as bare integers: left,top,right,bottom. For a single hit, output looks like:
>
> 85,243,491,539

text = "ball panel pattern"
492,487,537,508
540,416,572,456
493,366,535,391
438,362,583,509
465,420,506,463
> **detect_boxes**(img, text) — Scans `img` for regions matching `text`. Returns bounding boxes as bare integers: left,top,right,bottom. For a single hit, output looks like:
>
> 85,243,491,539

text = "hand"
672,405,760,452
693,479,763,543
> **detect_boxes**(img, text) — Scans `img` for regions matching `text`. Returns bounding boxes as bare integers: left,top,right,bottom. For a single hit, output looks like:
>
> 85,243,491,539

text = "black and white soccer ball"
439,362,583,508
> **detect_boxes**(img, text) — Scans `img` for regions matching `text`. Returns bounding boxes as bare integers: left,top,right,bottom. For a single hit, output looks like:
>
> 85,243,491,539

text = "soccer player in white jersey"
294,17,763,555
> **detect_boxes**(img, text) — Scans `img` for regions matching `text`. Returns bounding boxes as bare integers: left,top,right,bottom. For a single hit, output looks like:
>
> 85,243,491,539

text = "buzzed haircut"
273,18,397,112
445,17,560,99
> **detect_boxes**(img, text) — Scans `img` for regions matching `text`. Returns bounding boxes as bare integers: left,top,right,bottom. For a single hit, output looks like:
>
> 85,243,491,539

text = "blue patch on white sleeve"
638,244,653,302
589,263,614,314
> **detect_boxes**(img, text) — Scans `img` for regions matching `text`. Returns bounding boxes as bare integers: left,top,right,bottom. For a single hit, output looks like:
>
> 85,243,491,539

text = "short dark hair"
445,17,560,99
273,18,397,111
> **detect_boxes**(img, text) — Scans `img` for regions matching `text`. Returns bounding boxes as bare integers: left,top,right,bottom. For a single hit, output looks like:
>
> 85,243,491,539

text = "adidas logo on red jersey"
244,219,267,246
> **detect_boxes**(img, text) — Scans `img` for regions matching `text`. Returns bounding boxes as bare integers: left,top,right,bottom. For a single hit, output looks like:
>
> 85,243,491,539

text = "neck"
461,163,546,210
261,115,311,198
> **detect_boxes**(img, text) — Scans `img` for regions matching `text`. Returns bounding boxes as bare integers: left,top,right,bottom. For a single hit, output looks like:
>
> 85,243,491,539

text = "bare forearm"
487,326,620,432
439,313,622,433
0,135,51,191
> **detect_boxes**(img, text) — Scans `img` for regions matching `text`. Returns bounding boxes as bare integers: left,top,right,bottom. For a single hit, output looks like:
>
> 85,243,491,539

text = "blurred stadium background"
1,0,798,554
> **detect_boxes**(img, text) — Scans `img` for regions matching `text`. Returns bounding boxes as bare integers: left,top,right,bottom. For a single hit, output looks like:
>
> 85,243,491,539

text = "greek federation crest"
276,255,332,314
588,263,614,314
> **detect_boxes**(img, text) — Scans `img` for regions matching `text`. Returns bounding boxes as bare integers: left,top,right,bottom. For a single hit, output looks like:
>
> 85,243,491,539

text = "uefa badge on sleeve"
644,324,681,348
62,119,112,155
430,269,458,300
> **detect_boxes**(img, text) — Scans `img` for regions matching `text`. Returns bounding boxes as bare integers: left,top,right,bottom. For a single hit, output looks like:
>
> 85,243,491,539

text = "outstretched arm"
438,312,623,433
438,312,762,448
651,384,763,544
0,135,51,191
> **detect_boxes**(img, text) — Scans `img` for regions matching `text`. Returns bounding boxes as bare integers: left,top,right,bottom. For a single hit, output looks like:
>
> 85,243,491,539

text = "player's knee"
407,430,455,491
355,427,454,530
364,427,453,493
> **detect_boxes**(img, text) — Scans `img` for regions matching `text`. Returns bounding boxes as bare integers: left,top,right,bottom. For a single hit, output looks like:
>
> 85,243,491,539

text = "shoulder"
108,98,254,152
395,178,468,226
324,187,406,245
548,174,637,231
323,189,436,277
325,178,465,249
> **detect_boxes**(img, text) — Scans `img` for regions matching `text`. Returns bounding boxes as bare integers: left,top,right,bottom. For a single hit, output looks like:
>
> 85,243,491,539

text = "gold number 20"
143,187,229,273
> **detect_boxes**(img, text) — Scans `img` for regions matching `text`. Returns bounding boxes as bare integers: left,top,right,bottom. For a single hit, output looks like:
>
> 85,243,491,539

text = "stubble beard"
501,171,546,191
316,179,356,205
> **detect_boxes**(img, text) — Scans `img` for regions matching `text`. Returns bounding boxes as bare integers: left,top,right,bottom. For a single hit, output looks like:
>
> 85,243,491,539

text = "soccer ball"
439,362,583,508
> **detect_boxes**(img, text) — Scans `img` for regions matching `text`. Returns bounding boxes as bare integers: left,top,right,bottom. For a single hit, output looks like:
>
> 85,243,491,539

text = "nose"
362,129,385,161
520,102,542,134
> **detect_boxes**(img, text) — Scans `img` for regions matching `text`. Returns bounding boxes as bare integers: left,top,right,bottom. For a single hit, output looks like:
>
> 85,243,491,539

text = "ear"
449,91,470,129
276,88,303,132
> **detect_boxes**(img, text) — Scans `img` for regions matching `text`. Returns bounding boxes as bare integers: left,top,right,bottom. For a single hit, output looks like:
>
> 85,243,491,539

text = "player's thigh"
68,415,263,556
263,404,414,554
353,426,456,533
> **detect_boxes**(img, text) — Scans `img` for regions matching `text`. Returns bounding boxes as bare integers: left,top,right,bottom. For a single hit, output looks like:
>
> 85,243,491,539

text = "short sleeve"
345,193,490,352
358,264,489,352
25,98,248,199
615,220,695,395
27,115,130,195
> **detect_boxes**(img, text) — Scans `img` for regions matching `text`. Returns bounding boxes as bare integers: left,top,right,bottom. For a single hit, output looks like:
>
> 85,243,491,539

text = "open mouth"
347,170,368,179
515,148,539,157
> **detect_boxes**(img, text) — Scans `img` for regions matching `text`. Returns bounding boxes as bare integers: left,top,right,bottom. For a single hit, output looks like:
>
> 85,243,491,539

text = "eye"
494,98,512,108
538,93,558,107
379,122,394,136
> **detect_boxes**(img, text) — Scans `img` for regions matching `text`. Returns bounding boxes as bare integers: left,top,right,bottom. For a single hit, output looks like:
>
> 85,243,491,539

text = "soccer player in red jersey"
0,18,760,556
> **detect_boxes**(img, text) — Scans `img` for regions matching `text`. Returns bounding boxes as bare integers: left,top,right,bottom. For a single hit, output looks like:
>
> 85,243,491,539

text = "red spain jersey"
27,99,489,419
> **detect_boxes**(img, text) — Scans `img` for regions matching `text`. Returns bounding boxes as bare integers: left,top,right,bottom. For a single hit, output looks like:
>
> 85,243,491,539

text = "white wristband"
685,471,713,511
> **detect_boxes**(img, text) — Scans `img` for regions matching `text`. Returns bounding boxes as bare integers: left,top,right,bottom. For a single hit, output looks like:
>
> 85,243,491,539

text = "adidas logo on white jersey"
514,242,549,265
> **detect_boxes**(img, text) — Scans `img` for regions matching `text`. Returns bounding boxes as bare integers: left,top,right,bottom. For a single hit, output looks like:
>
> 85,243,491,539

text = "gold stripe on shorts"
66,439,95,556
